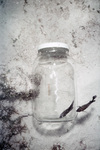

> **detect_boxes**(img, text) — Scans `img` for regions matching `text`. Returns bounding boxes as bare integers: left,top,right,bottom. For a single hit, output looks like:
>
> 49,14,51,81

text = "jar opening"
38,47,68,53
38,47,69,59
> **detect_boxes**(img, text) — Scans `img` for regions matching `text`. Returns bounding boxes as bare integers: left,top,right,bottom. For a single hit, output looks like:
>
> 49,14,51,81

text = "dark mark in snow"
60,7,63,11
0,86,39,101
79,140,87,150
24,0,28,4
38,18,42,22
98,116,100,120
33,73,42,86
0,73,39,101
97,10,100,13
0,102,31,149
9,124,27,136
79,26,85,30
70,1,72,4
12,38,17,43
19,140,28,149
0,0,6,7
57,3,60,5
0,105,18,122
71,31,77,48
0,0,3,4
23,0,28,13
52,144,65,150
24,9,27,13
12,33,21,45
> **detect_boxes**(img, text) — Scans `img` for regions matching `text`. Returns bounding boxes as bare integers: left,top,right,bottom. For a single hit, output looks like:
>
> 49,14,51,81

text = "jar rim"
38,42,69,51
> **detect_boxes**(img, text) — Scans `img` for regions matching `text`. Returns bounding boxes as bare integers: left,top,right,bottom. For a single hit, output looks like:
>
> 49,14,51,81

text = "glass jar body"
32,47,77,122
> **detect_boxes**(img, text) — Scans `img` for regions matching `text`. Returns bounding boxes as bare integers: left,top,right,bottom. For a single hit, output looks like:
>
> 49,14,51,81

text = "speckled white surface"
0,0,100,149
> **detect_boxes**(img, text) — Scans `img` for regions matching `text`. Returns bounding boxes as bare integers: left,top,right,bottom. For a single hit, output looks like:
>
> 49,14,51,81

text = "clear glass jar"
32,42,77,123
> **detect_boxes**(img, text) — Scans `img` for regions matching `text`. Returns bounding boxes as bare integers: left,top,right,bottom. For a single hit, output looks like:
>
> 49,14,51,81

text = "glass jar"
32,42,77,123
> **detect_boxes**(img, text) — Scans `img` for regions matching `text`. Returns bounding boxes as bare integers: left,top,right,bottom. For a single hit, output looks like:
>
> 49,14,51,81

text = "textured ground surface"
0,0,100,149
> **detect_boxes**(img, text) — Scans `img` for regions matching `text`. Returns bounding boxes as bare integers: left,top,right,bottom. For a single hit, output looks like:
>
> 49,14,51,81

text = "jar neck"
38,47,68,58
38,47,69,65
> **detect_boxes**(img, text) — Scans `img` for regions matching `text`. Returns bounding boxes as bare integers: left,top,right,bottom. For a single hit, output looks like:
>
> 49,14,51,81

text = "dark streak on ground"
57,3,60,5
60,7,63,11
0,0,3,4
79,140,87,150
0,0,6,7
0,72,38,149
79,26,85,30
0,74,39,101
24,0,28,4
98,116,100,120
23,0,28,13
0,103,31,149
70,1,72,4
97,10,100,13
71,30,77,48
51,144,65,150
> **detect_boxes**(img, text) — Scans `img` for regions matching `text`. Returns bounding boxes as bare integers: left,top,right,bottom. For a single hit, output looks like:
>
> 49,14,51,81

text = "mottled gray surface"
0,0,100,150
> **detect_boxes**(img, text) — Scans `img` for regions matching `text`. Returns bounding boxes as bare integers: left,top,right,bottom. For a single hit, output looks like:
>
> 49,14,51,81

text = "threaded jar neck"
38,47,69,58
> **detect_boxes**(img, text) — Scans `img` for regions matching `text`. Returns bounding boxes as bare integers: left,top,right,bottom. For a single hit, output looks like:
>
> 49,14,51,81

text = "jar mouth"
38,47,69,54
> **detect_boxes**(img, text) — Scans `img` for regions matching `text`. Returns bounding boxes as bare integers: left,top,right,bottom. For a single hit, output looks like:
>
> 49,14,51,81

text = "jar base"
32,116,77,136
34,113,77,123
